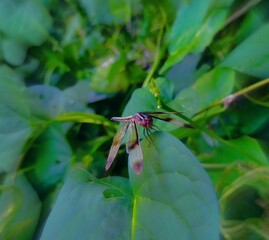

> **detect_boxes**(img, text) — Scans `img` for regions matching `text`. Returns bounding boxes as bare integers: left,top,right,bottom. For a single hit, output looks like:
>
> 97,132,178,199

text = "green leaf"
24,124,72,194
171,67,235,115
160,0,233,73
2,38,27,66
200,135,269,188
0,0,52,46
79,0,131,25
221,23,269,78
41,133,219,240
192,67,235,108
40,169,133,240
129,132,219,239
0,174,41,240
219,100,269,139
63,81,100,112
0,66,32,173
155,77,174,103
201,136,268,166
26,85,66,120
123,88,158,116
56,112,114,128
90,53,129,94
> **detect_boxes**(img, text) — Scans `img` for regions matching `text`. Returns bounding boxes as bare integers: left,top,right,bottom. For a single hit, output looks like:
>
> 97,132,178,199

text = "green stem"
142,4,167,87
142,28,164,87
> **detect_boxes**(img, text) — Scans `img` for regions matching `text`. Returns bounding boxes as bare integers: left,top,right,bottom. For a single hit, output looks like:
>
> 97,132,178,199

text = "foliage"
0,0,269,239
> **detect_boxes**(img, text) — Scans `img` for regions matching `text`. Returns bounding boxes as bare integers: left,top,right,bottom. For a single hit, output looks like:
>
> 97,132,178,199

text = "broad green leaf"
0,174,41,240
165,54,202,93
2,38,27,66
169,88,200,117
122,88,158,116
210,2,269,62
160,0,233,73
0,66,32,173
171,67,235,115
26,85,66,119
221,23,269,78
129,132,219,239
63,81,107,112
79,0,131,25
0,0,52,46
41,169,133,240
41,133,219,240
192,67,235,108
24,124,72,194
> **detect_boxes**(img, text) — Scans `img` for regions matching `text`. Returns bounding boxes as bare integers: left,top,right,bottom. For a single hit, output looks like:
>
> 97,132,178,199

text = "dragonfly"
106,111,183,174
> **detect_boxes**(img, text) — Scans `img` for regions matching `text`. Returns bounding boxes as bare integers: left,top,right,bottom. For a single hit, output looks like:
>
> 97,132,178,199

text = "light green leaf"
171,67,235,115
2,38,27,66
41,133,219,240
0,0,52,46
160,0,233,73
0,66,32,173
56,112,114,128
0,174,41,240
63,81,100,112
192,67,235,108
221,23,269,78
123,88,158,116
26,85,66,120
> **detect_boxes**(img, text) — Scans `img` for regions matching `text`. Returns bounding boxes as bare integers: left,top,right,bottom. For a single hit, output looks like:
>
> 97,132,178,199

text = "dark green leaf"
25,125,72,194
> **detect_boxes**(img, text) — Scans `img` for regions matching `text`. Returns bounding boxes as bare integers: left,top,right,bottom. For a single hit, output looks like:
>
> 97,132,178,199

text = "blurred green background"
1,0,269,239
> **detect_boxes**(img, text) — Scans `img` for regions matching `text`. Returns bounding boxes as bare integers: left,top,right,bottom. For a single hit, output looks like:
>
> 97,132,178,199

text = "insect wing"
106,123,130,171
127,122,143,174
142,112,184,127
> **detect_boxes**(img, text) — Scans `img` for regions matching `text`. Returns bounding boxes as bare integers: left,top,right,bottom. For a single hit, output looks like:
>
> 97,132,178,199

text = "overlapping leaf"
41,133,219,240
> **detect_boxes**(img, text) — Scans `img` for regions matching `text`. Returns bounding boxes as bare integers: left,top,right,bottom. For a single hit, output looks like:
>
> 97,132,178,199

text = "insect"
106,111,183,174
